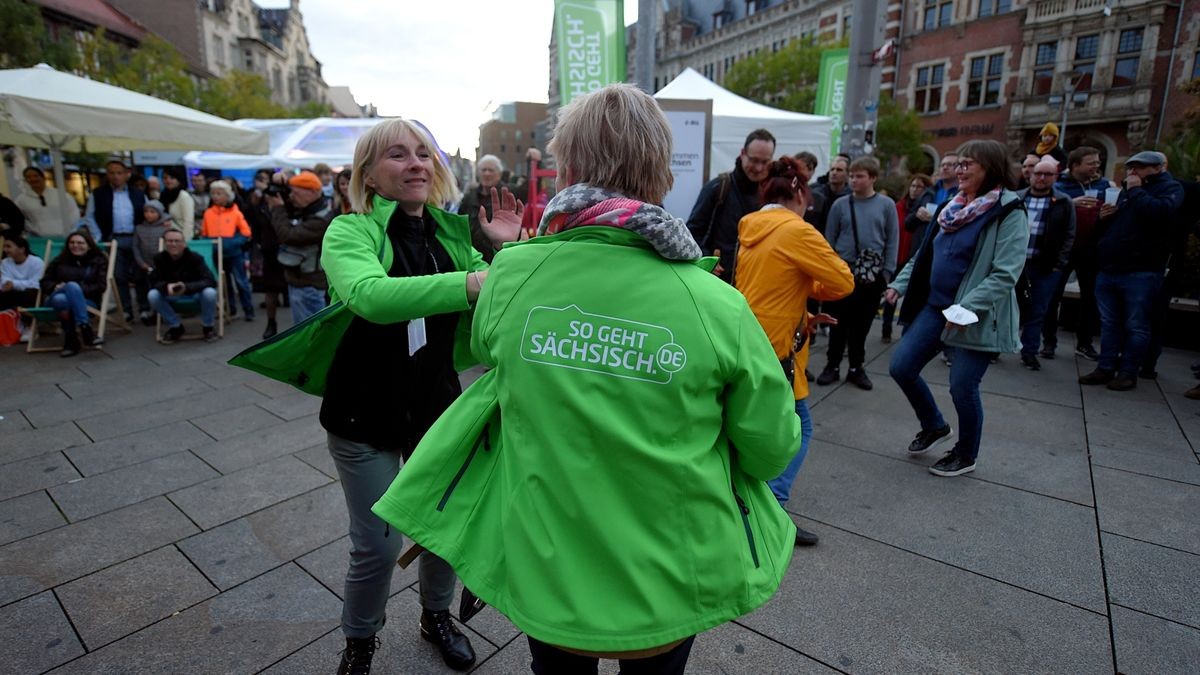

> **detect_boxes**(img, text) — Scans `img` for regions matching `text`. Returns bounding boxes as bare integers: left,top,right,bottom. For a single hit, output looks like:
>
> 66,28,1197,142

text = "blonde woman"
320,119,521,674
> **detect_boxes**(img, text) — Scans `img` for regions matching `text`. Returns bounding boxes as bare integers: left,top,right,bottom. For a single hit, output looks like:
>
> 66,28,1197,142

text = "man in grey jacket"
1016,159,1075,371
817,156,899,390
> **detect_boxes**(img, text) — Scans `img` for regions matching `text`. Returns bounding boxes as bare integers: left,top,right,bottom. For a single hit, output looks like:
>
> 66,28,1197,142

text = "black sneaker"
1138,369,1157,380
795,527,819,546
139,311,154,327
907,425,952,455
420,609,476,671
202,326,218,343
1075,345,1099,361
337,635,380,675
79,323,104,347
1021,354,1041,371
1107,373,1137,391
805,368,814,383
846,368,873,390
161,325,185,344
816,365,840,386
1039,347,1056,360
1079,368,1114,385
60,331,81,358
929,451,976,477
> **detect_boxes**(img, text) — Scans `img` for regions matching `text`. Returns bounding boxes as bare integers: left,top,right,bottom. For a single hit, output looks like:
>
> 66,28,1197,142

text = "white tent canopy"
655,68,833,175
184,117,387,171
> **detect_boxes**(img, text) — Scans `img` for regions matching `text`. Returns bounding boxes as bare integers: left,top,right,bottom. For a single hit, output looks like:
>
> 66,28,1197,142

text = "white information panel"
657,99,712,222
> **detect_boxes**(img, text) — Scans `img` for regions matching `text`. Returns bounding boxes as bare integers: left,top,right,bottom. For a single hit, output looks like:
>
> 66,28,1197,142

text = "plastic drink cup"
1105,187,1121,205
1084,189,1099,199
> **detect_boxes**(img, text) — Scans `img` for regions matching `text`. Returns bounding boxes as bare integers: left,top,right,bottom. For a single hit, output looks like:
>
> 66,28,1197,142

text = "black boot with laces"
420,608,476,671
336,635,379,675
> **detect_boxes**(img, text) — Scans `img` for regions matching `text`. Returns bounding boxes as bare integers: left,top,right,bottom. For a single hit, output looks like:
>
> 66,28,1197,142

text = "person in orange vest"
201,180,254,320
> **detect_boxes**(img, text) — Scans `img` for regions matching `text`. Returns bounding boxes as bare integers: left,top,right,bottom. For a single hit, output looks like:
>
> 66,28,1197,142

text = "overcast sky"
259,1,639,161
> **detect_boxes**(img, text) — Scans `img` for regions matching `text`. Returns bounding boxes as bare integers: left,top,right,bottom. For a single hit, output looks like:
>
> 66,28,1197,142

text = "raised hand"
480,187,525,248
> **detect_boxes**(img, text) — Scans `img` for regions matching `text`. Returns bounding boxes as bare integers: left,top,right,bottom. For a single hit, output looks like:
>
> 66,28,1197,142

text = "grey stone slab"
75,384,267,442
168,455,332,530
0,382,69,411
293,443,337,479
178,483,346,589
0,409,32,432
1103,533,1200,629
0,497,197,606
64,419,215,477
25,375,213,427
72,354,158,379
191,413,324,474
0,421,91,466
50,451,219,522
257,391,322,421
0,591,84,673
0,451,80,501
245,377,302,399
56,546,217,649
190,404,283,441
1112,604,1200,675
194,361,272,389
1086,422,1196,461
739,521,1112,673
791,441,1107,611
260,588,496,675
1091,446,1200,487
1094,466,1200,555
0,490,66,546
52,563,341,675
810,382,1094,505
295,535,419,601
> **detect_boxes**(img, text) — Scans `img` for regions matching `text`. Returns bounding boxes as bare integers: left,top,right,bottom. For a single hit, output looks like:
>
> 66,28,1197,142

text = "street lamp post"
1050,70,1086,148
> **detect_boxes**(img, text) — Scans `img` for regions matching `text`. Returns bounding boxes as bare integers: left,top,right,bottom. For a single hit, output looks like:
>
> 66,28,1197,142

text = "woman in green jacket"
885,139,1029,477
372,84,802,674
321,118,522,674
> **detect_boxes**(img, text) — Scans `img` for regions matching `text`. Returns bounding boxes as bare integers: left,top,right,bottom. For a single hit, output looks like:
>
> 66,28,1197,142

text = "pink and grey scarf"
537,184,702,261
938,186,1003,234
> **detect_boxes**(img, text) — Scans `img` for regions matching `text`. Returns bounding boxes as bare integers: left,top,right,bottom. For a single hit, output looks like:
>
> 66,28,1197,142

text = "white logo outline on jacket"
520,304,687,384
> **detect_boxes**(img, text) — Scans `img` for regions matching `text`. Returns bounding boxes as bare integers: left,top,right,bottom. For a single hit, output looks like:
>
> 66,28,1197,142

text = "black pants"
1044,248,1098,350
825,278,885,370
527,636,695,675
0,288,38,311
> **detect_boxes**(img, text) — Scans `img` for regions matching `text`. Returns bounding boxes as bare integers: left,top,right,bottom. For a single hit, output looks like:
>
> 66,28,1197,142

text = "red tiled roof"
33,0,147,41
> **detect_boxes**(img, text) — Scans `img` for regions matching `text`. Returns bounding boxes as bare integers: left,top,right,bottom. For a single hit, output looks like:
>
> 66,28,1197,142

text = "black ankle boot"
79,323,104,347
420,608,476,671
336,635,379,675
60,329,81,358
262,318,277,340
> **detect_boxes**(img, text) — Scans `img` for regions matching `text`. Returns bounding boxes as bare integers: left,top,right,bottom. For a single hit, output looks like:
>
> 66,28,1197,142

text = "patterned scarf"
938,186,1003,234
537,183,702,261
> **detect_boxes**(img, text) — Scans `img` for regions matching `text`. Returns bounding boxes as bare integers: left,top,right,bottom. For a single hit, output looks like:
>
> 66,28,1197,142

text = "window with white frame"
923,0,953,31
913,63,945,113
1111,28,1143,88
1032,42,1056,95
1073,34,1099,90
965,53,1004,107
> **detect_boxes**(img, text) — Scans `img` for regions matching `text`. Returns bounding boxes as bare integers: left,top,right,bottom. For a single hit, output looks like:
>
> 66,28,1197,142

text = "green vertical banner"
555,0,626,105
814,48,849,156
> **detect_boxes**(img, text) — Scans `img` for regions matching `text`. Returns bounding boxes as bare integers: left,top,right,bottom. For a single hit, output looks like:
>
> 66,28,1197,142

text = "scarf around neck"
537,183,702,261
938,186,1003,234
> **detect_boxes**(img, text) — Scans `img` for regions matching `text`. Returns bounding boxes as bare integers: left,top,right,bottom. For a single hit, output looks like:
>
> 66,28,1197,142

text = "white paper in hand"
408,317,427,356
942,305,979,326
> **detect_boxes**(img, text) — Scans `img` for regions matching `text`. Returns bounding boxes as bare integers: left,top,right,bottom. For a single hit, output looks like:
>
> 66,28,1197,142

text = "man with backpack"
265,171,334,325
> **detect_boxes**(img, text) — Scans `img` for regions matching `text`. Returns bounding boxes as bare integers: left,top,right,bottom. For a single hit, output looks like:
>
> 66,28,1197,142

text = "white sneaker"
18,323,30,343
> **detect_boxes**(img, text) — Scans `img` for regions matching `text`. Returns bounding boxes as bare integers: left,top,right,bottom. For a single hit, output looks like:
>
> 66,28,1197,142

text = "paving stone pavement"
1,309,1197,674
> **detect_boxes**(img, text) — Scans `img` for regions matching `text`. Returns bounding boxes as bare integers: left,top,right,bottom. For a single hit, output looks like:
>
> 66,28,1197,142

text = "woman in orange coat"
734,156,854,546
201,180,254,320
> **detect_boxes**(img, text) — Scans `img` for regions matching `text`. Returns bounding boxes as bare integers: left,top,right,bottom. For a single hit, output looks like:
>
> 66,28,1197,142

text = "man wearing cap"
265,171,333,324
1079,151,1183,391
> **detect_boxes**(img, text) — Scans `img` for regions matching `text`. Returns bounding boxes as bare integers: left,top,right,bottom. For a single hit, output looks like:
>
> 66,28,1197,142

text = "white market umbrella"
0,64,268,211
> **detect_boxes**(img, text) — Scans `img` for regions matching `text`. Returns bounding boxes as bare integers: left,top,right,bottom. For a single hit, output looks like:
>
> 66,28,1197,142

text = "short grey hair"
477,155,503,172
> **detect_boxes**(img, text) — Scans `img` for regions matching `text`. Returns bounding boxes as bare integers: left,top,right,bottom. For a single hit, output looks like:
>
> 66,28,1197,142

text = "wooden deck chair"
155,238,225,343
95,240,132,340
23,239,66,353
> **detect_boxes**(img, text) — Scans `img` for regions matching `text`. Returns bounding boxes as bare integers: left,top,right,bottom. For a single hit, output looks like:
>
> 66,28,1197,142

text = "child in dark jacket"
132,200,174,325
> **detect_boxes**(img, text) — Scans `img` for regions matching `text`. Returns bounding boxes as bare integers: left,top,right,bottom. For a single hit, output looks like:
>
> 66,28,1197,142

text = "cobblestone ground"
1,308,1198,674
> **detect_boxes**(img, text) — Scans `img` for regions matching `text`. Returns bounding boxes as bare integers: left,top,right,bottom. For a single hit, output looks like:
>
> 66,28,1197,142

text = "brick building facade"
476,102,549,179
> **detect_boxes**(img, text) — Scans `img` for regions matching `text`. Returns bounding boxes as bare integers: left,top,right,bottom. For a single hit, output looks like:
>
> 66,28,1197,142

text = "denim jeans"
112,235,140,314
768,398,813,505
1095,271,1163,376
223,255,254,316
1019,267,1061,356
48,282,94,327
148,287,217,328
327,432,456,638
288,285,326,324
528,635,695,675
889,304,993,460
1044,248,1099,350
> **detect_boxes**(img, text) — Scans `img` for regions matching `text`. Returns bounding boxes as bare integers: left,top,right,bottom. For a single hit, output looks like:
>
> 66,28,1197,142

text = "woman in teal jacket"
372,84,802,674
321,118,522,674
885,139,1029,477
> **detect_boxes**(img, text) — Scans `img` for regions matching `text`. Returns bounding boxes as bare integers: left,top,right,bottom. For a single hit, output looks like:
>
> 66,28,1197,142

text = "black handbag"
848,200,884,284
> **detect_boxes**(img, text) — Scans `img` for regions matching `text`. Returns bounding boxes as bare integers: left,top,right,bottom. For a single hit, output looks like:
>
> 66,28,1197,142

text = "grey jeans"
327,432,457,638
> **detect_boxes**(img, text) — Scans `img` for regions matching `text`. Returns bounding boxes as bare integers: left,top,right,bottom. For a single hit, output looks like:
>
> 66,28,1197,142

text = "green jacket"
890,191,1029,352
372,226,801,652
322,195,488,371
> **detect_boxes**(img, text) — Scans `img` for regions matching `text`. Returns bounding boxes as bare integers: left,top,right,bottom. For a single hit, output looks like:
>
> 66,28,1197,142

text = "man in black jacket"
147,228,218,343
267,170,333,327
1016,159,1076,371
686,128,775,283
1080,151,1184,391
809,155,849,236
